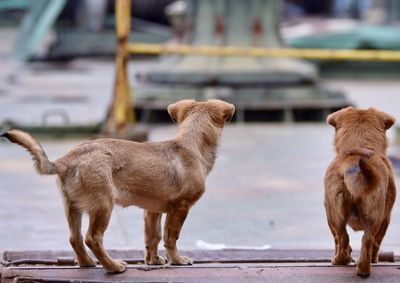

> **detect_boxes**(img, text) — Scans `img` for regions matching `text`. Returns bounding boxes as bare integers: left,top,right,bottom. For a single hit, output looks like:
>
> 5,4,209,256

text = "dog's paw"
105,260,128,274
331,255,352,265
356,261,371,278
77,256,97,267
169,255,193,265
145,255,166,265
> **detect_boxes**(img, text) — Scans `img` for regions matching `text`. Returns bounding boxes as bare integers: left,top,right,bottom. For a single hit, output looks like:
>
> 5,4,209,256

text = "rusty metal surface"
2,264,400,283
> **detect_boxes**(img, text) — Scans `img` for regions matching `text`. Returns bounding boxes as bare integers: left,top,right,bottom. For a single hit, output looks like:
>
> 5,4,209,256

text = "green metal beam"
14,0,67,61
0,0,28,11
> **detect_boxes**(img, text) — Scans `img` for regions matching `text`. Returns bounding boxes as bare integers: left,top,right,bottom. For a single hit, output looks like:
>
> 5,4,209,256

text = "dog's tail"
1,129,58,175
343,148,379,199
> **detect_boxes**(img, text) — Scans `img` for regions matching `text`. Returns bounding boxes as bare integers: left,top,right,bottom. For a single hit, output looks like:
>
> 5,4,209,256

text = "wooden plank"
2,249,394,266
3,264,400,283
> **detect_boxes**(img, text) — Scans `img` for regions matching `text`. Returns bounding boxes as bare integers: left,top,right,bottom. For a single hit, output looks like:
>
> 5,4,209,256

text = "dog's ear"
222,103,235,122
377,110,396,130
207,99,235,126
327,107,353,128
167,99,196,123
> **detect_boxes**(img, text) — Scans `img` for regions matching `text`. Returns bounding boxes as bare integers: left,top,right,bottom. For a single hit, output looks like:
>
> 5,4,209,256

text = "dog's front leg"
163,204,193,265
144,210,166,265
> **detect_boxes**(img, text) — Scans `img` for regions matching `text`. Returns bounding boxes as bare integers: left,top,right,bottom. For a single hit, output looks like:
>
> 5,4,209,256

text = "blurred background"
1,0,400,255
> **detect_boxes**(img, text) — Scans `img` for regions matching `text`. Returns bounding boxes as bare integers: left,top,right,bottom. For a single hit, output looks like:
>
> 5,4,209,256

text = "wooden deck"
2,249,399,282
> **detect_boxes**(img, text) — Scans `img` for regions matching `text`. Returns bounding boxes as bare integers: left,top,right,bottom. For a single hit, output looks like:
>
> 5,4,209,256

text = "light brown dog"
324,107,396,277
1,99,235,273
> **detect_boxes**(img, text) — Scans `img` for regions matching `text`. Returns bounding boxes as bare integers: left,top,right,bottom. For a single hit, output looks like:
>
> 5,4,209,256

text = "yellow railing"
129,43,400,62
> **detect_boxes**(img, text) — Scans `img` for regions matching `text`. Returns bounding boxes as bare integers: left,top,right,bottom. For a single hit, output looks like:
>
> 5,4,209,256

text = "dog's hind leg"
327,217,339,256
144,210,166,265
325,172,353,265
85,202,127,273
64,202,96,267
357,223,380,277
327,217,352,260
163,204,193,265
371,218,390,263
372,178,396,263
331,224,352,265
325,192,352,266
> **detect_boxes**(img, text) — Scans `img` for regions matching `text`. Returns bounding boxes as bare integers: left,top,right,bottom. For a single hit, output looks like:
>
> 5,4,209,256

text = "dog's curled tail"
343,148,379,198
1,129,57,175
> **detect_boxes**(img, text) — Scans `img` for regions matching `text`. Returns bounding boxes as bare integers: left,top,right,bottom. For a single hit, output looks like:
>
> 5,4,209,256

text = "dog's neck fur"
335,126,388,156
175,111,221,174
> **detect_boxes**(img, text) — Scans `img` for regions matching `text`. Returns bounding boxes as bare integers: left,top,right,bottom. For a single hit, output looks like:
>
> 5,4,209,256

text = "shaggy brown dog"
324,107,396,277
1,99,235,274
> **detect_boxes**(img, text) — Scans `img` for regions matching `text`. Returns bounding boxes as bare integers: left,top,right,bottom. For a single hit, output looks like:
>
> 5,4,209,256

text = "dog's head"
327,106,395,153
168,99,235,127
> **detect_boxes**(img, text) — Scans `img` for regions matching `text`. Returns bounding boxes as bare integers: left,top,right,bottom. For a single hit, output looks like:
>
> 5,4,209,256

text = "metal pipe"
104,0,135,135
128,43,400,62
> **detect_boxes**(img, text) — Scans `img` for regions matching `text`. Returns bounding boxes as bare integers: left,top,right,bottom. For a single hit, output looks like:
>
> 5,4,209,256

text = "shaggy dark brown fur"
324,107,396,277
